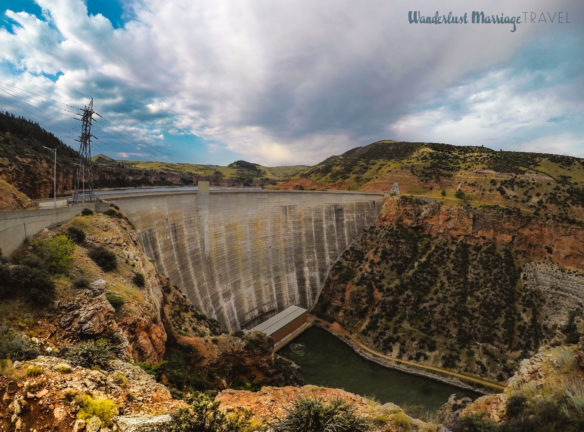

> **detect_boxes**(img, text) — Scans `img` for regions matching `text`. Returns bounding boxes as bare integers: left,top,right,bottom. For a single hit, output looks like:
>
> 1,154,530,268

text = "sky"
0,0,582,166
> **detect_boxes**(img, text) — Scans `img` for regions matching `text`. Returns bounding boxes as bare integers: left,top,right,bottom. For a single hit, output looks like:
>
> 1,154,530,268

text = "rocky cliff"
315,197,584,381
379,197,584,270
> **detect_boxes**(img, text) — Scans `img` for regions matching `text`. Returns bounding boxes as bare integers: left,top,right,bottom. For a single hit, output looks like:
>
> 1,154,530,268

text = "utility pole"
43,146,57,208
73,98,100,203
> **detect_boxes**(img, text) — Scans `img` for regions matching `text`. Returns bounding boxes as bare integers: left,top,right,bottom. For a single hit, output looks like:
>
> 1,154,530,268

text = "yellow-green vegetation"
298,141,584,222
55,364,72,373
391,411,412,430
0,359,16,378
24,365,44,377
31,235,75,274
75,393,118,427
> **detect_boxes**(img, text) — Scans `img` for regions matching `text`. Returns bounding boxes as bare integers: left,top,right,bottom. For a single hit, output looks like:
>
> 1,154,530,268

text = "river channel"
279,326,480,412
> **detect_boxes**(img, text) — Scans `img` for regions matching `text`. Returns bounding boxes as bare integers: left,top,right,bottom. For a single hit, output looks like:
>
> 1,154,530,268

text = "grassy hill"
278,140,584,222
107,158,307,185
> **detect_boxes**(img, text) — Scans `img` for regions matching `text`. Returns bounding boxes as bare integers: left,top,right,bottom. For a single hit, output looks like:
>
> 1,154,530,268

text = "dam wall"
0,203,95,256
107,190,384,331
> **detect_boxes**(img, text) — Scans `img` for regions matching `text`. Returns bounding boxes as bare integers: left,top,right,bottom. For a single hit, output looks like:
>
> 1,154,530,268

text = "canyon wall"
107,190,384,331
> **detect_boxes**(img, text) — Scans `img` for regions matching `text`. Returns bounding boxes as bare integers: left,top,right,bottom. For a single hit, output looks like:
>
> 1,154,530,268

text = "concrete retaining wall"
108,190,384,331
0,203,95,256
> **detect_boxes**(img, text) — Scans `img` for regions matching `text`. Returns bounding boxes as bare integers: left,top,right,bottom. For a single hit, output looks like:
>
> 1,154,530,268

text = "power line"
72,97,100,204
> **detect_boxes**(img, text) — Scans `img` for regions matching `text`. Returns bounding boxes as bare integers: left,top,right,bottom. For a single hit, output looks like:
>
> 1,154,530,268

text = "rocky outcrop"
0,356,184,432
379,197,584,270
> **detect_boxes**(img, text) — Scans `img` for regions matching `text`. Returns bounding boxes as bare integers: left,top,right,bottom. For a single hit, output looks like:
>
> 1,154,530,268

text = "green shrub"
135,361,166,380
104,208,124,218
60,339,113,369
88,247,117,271
272,398,367,432
455,189,466,200
106,292,124,311
133,272,145,287
452,414,498,432
72,278,89,289
0,327,39,361
81,208,94,216
33,235,75,274
506,394,528,419
169,392,251,432
67,226,86,244
3,265,55,305
76,394,117,427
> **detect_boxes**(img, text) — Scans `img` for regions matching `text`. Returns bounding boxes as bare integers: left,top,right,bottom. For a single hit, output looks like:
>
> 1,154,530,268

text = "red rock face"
378,198,584,271
118,317,167,364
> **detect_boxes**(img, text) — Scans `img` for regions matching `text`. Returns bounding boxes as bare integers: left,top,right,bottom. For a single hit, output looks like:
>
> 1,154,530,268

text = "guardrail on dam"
106,189,385,331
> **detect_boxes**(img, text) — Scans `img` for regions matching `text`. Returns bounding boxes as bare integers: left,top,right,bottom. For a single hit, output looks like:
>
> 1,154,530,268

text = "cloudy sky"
0,0,582,165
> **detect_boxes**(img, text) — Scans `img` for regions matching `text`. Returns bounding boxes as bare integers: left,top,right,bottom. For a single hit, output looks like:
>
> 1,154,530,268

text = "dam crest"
107,189,384,331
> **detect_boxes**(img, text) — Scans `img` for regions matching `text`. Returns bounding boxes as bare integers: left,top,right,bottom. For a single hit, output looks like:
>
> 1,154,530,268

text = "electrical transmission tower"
72,98,101,203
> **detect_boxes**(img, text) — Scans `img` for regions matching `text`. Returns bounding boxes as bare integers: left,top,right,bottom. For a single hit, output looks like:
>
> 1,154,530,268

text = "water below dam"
279,326,480,412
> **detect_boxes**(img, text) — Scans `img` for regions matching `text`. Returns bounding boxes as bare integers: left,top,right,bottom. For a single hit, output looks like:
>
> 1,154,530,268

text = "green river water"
279,326,480,412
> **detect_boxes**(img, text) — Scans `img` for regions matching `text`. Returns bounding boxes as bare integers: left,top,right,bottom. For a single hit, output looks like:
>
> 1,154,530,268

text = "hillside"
0,112,307,201
276,140,584,222
314,196,584,383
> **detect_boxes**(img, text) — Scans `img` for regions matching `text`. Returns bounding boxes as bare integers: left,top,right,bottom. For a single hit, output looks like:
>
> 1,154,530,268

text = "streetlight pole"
43,146,57,209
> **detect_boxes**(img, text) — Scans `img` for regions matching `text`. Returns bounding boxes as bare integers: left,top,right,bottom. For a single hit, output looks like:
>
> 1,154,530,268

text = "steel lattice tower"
73,98,100,203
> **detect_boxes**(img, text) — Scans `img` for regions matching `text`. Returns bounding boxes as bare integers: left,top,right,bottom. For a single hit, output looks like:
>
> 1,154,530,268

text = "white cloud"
518,133,584,157
389,68,584,153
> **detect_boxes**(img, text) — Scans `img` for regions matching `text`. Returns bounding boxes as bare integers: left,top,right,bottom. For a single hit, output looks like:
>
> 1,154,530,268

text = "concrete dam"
107,189,385,331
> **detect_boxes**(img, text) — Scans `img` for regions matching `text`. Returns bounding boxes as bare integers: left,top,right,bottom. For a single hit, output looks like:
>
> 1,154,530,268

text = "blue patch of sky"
40,71,63,82
0,0,43,32
0,60,21,75
86,0,128,29
506,33,584,91
157,133,244,165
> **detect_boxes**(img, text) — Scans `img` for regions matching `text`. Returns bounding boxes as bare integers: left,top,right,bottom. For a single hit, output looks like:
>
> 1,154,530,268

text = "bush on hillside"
60,339,113,369
133,272,145,287
67,226,86,244
105,292,124,311
1,262,55,305
169,392,251,432
0,326,39,361
32,235,75,274
88,246,117,272
272,398,367,432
